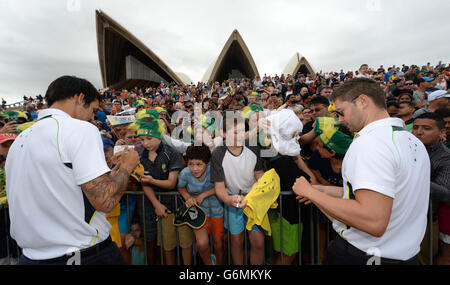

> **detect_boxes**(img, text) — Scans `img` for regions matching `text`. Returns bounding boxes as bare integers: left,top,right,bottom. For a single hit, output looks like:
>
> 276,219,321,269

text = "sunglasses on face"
335,110,345,118
335,95,361,118
405,82,414,85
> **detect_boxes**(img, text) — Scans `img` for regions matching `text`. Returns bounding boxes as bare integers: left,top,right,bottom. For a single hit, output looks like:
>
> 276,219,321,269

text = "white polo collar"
37,108,71,120
355,117,406,139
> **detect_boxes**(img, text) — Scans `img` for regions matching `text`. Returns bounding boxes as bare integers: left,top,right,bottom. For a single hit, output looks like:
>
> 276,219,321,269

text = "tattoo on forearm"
81,168,130,212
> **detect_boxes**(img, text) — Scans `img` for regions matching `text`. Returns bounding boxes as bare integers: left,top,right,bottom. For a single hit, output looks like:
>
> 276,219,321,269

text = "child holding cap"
178,145,224,265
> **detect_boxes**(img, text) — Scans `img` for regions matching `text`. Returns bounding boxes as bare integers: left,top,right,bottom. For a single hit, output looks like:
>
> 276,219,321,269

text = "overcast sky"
1,0,449,103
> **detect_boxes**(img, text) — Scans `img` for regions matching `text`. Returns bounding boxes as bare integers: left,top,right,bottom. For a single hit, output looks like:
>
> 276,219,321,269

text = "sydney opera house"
95,10,315,89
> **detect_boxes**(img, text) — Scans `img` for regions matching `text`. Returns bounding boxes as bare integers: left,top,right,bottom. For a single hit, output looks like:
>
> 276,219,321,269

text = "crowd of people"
1,61,449,265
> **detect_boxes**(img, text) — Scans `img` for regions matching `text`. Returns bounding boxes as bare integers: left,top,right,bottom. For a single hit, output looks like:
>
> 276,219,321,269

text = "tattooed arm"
81,149,140,213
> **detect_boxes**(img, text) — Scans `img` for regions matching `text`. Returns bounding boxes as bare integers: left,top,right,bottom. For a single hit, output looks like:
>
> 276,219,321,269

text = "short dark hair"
45,75,101,107
331,78,387,110
185,144,211,164
319,86,332,94
310,96,330,107
414,112,445,130
221,111,244,133
434,107,450,119
387,101,399,109
398,101,415,109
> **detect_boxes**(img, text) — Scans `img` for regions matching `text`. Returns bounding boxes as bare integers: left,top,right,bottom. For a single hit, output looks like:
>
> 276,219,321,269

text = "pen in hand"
236,190,242,208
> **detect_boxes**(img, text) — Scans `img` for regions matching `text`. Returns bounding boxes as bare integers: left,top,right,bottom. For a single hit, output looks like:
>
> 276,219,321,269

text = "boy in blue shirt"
178,145,224,265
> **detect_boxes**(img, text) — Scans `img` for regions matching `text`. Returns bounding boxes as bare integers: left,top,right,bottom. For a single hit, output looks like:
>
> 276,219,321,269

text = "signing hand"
228,194,247,209
0,121,17,134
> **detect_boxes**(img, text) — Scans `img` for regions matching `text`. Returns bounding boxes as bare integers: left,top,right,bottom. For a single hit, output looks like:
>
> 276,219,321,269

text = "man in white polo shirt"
6,76,140,265
293,78,430,265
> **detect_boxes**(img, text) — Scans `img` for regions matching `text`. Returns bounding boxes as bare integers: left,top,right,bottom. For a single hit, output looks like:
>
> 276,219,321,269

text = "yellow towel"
243,169,280,236
106,203,122,248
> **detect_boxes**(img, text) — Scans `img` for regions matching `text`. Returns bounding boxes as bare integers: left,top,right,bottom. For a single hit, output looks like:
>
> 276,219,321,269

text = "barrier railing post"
141,192,148,265
3,209,10,264
208,198,213,264
158,194,164,265
244,229,248,265
298,200,302,265
309,206,314,265
226,206,231,265
429,199,433,265
174,195,180,265
280,194,284,265
315,207,320,264
326,219,330,249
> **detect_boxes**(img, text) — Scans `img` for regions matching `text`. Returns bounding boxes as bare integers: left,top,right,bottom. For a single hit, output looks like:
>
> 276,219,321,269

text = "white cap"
428,90,450,102
266,109,303,156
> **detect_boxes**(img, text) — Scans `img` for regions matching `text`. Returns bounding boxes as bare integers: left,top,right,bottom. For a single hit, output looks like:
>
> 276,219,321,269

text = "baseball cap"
174,203,206,229
319,129,353,154
0,133,17,144
415,77,434,85
428,90,450,102
266,109,303,156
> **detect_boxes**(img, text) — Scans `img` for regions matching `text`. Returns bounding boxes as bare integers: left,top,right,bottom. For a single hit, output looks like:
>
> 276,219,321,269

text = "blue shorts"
224,206,264,235
118,195,137,233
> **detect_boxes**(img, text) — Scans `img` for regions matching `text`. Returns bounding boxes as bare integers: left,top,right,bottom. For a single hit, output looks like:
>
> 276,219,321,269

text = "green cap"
134,100,146,109
314,116,352,154
313,117,338,134
242,104,264,120
131,109,165,139
319,130,353,154
200,114,216,134
5,110,28,121
154,107,168,114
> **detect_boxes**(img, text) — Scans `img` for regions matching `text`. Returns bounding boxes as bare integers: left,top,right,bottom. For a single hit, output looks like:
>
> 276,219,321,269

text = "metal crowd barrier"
0,191,437,265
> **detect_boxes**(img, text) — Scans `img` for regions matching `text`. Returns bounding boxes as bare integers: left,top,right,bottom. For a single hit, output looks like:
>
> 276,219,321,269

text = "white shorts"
439,232,450,244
